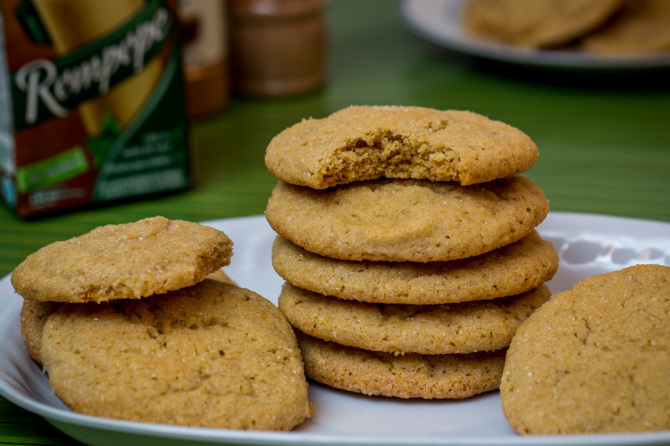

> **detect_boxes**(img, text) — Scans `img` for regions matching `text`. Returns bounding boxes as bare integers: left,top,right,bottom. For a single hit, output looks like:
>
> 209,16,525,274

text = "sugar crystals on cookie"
11,216,233,303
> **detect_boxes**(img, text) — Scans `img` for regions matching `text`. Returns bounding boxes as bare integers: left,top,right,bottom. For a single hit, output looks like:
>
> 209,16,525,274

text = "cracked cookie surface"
500,264,670,435
265,106,538,188
41,279,312,430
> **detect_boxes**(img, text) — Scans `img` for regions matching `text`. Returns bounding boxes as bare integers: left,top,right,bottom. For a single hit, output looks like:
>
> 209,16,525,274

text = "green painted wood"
1,1,669,444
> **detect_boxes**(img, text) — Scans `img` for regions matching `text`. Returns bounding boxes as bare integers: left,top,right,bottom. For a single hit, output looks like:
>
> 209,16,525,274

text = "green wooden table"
1,1,669,444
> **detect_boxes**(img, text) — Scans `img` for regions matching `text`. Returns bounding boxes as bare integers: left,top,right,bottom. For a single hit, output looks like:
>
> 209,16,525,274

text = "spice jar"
179,0,230,118
228,0,327,97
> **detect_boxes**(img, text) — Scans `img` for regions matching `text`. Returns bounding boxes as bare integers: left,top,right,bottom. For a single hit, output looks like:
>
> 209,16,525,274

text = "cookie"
41,279,312,430
18,269,234,366
264,106,538,189
500,264,670,435
580,0,670,54
462,0,624,48
279,283,550,355
272,230,558,304
297,331,505,399
20,299,62,365
265,176,549,262
11,216,233,303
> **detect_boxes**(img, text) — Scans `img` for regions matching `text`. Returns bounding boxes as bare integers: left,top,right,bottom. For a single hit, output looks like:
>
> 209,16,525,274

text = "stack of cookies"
12,216,312,430
265,105,559,399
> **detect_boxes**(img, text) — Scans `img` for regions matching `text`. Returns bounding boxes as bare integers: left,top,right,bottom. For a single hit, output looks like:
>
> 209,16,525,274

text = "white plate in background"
399,0,670,70
1,213,669,445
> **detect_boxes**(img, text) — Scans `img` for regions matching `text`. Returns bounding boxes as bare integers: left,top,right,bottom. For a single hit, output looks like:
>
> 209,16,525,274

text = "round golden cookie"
11,216,233,303
272,230,558,304
462,0,624,48
500,264,670,435
18,269,235,366
297,331,505,399
279,283,551,355
580,0,670,54
264,106,538,189
40,279,312,430
265,176,549,262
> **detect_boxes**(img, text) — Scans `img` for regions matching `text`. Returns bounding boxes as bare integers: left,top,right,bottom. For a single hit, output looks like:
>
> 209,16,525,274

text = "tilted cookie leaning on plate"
12,216,313,431
264,105,556,399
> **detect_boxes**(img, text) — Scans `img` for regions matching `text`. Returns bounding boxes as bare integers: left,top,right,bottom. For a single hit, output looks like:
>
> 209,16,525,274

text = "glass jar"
228,0,327,97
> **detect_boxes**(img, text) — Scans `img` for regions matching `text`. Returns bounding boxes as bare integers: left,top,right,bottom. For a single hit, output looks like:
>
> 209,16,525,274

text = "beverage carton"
0,0,192,217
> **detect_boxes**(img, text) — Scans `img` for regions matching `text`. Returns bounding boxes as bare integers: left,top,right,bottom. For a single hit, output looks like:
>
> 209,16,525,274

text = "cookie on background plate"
272,230,558,305
266,176,549,262
580,0,670,54
500,264,670,435
265,106,538,189
41,279,313,430
297,331,505,399
11,216,233,303
462,0,624,48
279,283,551,355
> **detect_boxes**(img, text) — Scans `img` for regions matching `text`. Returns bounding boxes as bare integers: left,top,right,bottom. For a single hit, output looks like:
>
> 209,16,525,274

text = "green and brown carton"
0,0,193,217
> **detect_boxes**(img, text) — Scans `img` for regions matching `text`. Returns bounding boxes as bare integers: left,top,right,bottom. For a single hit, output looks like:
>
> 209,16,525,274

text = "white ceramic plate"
399,0,670,70
1,213,670,446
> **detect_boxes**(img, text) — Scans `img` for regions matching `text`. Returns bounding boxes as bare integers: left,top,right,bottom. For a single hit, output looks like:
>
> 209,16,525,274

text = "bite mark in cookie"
265,106,538,189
